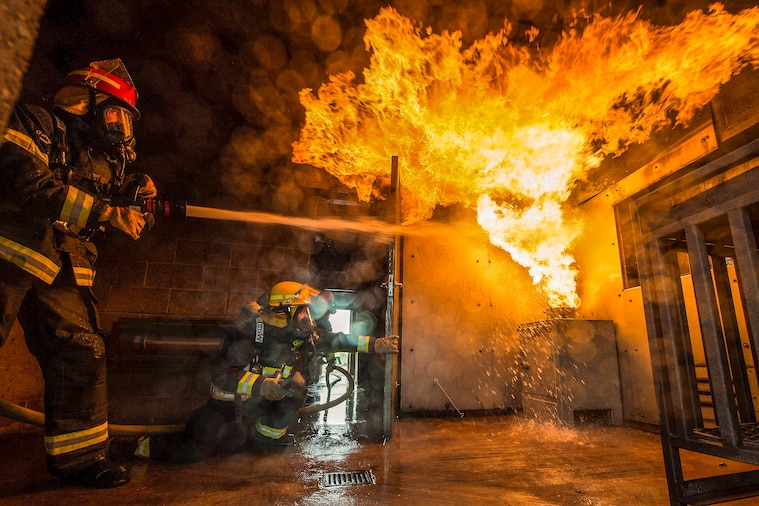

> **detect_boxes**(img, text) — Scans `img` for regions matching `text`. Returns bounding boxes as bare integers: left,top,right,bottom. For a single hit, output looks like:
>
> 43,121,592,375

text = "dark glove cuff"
90,199,111,227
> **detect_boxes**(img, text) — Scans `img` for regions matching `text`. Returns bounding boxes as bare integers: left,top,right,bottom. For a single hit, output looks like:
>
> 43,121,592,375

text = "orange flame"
292,3,759,308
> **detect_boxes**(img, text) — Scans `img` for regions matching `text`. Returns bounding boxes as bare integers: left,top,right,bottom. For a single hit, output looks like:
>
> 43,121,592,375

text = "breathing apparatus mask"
290,306,316,335
278,304,317,340
100,103,134,145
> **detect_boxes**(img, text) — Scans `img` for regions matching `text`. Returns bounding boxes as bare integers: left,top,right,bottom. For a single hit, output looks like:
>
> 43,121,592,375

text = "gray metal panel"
520,319,623,426
398,209,543,413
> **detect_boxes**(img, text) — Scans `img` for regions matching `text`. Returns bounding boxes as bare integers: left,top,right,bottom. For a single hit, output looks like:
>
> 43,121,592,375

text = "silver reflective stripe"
237,371,259,396
60,186,94,228
255,419,286,438
72,266,95,287
0,236,59,284
3,128,49,164
44,422,108,456
210,383,250,401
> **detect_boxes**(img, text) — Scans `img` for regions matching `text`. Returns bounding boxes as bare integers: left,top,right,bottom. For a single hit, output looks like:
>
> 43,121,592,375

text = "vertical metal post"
631,205,686,504
729,208,759,382
685,224,741,447
712,256,755,423
384,155,402,439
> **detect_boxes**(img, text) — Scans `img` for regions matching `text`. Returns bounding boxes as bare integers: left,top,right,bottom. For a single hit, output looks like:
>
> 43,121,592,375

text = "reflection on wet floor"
299,354,366,466
2,360,759,505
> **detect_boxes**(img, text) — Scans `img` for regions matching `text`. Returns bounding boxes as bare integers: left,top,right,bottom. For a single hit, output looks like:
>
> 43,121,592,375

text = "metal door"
383,156,402,438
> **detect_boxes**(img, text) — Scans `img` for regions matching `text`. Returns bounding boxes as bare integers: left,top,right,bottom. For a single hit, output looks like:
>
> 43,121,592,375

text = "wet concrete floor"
1,412,758,506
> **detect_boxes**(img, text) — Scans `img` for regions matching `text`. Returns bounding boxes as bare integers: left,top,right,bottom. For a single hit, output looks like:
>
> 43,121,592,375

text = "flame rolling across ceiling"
292,3,759,308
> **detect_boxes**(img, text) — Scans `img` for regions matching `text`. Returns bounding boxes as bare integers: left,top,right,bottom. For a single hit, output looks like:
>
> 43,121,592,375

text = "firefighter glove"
260,377,286,401
143,212,156,231
374,335,400,355
123,172,157,199
100,205,149,240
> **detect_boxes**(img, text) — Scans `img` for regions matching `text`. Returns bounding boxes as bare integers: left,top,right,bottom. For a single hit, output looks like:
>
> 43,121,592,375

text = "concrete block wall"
96,215,315,325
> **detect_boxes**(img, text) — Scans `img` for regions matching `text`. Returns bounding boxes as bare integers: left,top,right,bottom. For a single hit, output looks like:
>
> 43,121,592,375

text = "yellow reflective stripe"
68,69,123,90
237,371,260,396
72,266,95,286
255,419,286,439
262,365,292,378
60,187,94,228
3,128,49,164
0,236,59,284
135,436,150,458
44,422,108,456
267,294,293,303
358,335,371,353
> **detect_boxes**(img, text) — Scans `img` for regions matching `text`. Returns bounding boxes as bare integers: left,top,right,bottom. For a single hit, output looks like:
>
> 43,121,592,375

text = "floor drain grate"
321,469,375,487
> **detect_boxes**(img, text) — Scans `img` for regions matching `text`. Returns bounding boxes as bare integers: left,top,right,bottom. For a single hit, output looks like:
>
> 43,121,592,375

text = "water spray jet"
118,198,475,240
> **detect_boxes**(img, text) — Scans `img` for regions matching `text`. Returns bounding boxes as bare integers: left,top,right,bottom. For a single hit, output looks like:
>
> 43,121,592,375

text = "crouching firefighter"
0,59,157,488
131,281,399,463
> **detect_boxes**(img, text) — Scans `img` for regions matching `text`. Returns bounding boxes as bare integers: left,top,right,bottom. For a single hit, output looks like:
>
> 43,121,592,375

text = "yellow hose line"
0,366,355,435
0,398,184,435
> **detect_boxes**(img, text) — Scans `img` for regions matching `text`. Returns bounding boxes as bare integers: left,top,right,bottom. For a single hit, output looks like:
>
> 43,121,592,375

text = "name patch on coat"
255,317,265,343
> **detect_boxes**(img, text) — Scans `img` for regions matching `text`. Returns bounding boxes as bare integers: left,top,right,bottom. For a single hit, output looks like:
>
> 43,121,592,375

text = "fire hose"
0,365,354,436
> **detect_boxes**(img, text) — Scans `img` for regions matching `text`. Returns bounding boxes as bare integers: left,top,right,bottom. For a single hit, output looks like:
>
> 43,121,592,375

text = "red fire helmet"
63,58,140,119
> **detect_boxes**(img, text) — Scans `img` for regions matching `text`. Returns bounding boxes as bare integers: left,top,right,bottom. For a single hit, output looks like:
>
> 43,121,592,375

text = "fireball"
293,4,759,307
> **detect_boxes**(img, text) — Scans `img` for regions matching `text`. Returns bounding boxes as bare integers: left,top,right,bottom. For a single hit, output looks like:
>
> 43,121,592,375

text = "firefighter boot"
59,457,130,488
107,436,140,461
247,428,296,452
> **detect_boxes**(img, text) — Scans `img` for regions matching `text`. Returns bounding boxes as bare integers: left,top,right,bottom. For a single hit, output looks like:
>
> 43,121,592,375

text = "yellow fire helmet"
267,281,320,312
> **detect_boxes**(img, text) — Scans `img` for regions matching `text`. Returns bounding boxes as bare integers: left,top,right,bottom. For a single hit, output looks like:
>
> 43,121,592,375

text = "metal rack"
626,138,759,505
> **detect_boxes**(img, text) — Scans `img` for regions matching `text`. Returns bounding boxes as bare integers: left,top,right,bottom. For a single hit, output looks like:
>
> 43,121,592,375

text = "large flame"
292,4,759,307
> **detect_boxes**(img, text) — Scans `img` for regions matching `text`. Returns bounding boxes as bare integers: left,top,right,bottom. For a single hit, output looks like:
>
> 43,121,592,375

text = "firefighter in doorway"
0,59,156,488
132,281,399,463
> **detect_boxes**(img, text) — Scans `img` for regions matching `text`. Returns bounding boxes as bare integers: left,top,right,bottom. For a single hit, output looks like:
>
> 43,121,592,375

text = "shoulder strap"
13,105,68,166
50,113,68,165
14,105,50,150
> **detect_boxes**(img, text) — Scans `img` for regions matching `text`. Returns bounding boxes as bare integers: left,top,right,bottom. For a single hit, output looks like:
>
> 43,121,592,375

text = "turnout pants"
147,372,307,463
0,258,108,476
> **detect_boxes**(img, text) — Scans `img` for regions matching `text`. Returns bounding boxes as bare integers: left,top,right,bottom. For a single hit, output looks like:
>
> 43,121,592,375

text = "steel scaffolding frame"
629,139,759,505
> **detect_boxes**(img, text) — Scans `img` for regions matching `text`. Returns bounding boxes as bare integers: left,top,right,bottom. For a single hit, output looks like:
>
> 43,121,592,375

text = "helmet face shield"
310,291,335,321
101,105,134,144
291,305,316,335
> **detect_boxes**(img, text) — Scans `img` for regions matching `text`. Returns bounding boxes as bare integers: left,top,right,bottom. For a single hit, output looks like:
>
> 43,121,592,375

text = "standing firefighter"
0,59,156,488
134,281,399,463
